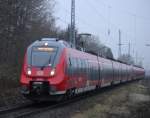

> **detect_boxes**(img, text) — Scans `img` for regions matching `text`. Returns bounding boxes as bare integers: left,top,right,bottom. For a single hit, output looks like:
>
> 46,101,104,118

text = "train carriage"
20,38,145,101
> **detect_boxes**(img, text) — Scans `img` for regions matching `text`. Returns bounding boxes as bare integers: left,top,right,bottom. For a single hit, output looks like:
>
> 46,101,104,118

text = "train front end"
20,38,67,101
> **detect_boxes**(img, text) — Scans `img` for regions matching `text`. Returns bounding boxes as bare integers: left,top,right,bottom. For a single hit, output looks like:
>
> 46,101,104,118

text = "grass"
71,80,150,118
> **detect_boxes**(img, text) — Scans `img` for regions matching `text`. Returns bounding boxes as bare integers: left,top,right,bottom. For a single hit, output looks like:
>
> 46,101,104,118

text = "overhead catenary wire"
57,0,140,57
86,0,150,41
58,4,107,39
96,0,150,22
86,0,119,31
57,0,125,40
86,0,142,56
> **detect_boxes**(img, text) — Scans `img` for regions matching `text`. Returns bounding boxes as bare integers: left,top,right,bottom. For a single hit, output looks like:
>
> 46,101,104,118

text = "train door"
119,63,121,82
112,61,115,84
120,64,123,83
85,59,90,90
97,56,101,88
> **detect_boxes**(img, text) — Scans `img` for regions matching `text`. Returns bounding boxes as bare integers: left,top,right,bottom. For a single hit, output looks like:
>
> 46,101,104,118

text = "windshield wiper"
41,56,52,70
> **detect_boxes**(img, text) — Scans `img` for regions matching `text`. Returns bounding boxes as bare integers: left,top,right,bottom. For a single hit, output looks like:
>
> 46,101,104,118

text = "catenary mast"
70,0,76,48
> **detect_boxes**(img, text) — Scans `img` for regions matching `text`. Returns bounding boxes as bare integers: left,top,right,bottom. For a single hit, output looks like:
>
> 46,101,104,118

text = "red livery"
20,38,145,101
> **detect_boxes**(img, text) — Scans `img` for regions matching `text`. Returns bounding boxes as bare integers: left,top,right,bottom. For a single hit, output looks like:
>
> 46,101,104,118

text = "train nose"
32,86,42,95
26,67,56,78
30,81,49,95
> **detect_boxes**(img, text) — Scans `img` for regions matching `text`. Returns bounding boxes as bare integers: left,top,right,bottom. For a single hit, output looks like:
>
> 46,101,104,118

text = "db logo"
36,71,44,76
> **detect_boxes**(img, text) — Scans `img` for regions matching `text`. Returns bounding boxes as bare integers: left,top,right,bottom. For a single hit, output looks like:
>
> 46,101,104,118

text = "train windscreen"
30,46,58,67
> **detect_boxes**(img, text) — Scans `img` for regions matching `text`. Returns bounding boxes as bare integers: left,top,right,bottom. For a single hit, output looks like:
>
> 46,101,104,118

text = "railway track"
0,94,89,118
0,88,106,118
13,93,94,118
0,80,139,118
0,102,33,114
0,102,35,117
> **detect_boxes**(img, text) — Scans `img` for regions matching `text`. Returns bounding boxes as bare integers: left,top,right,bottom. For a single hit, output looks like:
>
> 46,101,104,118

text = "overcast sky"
54,0,150,70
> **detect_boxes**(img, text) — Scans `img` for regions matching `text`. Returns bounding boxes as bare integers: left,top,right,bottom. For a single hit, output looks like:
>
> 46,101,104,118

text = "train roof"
29,38,144,70
29,38,71,48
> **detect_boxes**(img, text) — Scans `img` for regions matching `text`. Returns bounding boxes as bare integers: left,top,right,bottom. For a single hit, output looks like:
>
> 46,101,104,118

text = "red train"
20,38,145,101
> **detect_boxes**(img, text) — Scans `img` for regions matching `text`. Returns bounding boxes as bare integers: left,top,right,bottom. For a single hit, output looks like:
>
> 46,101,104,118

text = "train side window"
80,59,82,74
91,65,93,80
84,60,86,72
71,57,74,75
73,58,76,68
88,62,90,77
75,58,78,75
80,59,82,73
67,57,72,75
93,65,95,80
89,62,91,79
71,58,74,68
86,60,89,72
71,58,73,75
76,58,79,74
84,60,87,74
75,58,79,75
72,58,76,75
93,65,96,80
79,59,82,74
71,57,75,76
69,57,72,66
96,65,98,80
86,60,89,76
93,64,95,80
81,59,83,74
83,60,86,73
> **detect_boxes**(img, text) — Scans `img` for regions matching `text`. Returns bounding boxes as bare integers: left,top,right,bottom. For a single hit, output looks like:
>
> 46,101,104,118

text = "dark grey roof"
29,38,71,48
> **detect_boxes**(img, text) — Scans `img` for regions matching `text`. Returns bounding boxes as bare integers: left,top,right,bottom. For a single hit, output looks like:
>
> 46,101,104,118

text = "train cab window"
31,46,58,67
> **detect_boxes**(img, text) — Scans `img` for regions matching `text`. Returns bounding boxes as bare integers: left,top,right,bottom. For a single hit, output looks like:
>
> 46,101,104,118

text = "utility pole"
107,6,111,38
118,29,122,58
70,0,76,48
128,42,131,56
146,44,150,47
135,51,138,65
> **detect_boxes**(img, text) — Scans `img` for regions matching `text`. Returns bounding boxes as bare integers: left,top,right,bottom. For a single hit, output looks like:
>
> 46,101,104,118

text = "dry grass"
0,64,24,107
72,80,150,118
0,64,20,91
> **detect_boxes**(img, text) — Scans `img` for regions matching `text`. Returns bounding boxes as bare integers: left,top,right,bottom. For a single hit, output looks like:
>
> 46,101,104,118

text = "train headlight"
27,68,32,75
45,42,48,46
50,69,55,76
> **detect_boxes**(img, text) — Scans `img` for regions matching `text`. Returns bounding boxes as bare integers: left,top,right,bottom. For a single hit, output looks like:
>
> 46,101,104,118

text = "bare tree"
118,54,135,65
77,33,114,59
0,0,57,82
0,0,57,63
